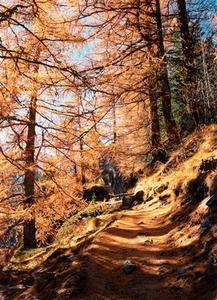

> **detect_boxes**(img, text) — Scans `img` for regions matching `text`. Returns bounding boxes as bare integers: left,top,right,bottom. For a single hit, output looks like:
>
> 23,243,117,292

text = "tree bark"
149,74,161,148
112,100,117,143
23,94,37,249
177,0,200,125
155,0,179,143
135,0,161,148
79,139,86,185
78,97,86,185
23,52,41,249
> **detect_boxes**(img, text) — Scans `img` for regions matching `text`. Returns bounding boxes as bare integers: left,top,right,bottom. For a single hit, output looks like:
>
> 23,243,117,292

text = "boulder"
122,260,137,275
122,196,133,209
83,185,110,203
121,191,144,209
206,192,217,210
199,158,217,173
151,148,169,164
182,173,209,205
131,191,144,204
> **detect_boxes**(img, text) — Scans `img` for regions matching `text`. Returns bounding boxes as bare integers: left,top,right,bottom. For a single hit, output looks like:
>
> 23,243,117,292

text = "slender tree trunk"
112,101,117,143
155,0,179,143
201,41,211,122
23,50,41,249
149,74,161,148
23,94,37,249
79,139,86,185
73,161,79,182
78,97,86,185
177,0,200,125
135,0,161,148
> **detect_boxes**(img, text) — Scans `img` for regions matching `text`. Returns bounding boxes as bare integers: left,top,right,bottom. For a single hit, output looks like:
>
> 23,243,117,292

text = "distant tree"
176,0,199,125
155,0,180,143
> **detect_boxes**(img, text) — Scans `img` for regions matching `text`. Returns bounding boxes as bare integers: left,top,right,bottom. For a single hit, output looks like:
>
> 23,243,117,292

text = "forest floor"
0,125,217,300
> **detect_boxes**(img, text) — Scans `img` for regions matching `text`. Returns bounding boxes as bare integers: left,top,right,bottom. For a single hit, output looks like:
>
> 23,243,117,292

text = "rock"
124,173,138,190
131,191,144,204
172,267,190,275
200,194,217,234
209,253,217,267
206,193,217,209
142,239,153,245
86,217,101,233
151,148,169,164
199,158,217,173
146,195,154,202
155,183,169,194
137,232,147,236
13,284,25,290
136,221,144,225
199,217,213,234
57,288,68,295
122,196,133,209
122,191,144,209
122,260,137,275
182,173,208,205
34,271,55,289
210,175,217,195
20,275,34,286
174,185,182,197
159,194,170,203
83,185,110,203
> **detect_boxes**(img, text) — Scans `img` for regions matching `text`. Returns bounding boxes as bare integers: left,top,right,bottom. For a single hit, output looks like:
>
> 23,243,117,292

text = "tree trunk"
149,74,161,148
135,1,161,148
177,0,200,125
78,97,86,185
112,101,117,143
79,139,86,185
155,0,179,143
23,94,37,249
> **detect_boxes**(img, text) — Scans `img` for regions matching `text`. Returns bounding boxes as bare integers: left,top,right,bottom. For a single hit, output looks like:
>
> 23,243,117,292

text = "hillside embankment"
0,125,217,300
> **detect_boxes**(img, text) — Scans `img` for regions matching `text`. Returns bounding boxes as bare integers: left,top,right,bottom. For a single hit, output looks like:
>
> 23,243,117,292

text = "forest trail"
0,126,217,300
79,198,202,300
77,126,217,300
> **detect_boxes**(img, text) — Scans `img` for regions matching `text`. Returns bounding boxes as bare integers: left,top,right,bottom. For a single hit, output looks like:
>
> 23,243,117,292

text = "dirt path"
0,196,215,300
78,198,213,300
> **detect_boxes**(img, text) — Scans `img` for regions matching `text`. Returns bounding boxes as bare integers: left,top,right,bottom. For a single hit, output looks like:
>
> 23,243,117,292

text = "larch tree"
176,0,199,125
0,1,85,248
23,56,40,249
77,0,162,159
164,0,217,127
155,0,179,143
